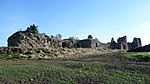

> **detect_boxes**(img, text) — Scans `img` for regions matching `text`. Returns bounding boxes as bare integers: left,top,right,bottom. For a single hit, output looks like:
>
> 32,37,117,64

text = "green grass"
0,54,20,60
0,53,150,83
124,52,150,61
0,54,31,60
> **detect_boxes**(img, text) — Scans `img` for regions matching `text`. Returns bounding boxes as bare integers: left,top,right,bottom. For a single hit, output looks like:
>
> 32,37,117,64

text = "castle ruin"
109,36,142,51
7,25,106,49
7,25,142,51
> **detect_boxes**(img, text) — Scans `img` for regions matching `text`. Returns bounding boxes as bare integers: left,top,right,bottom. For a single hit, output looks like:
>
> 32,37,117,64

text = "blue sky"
0,0,150,46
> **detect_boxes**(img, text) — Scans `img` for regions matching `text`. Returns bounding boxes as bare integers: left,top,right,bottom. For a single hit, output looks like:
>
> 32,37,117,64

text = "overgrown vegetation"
26,24,39,34
0,48,106,60
124,52,150,61
0,54,31,60
0,53,150,83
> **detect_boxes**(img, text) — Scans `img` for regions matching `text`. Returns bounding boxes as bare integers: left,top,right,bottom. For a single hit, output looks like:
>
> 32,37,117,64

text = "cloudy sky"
0,0,150,46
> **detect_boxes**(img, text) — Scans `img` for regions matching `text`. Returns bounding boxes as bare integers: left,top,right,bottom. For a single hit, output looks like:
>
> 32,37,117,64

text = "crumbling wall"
128,38,142,50
62,39,79,48
8,30,61,49
79,38,101,48
109,36,128,50
128,44,150,52
109,36,142,51
79,39,93,48
117,36,128,50
110,38,119,49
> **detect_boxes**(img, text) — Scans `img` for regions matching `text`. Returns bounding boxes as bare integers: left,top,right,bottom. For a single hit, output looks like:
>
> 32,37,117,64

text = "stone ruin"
79,38,100,48
109,36,142,51
6,25,142,51
7,25,107,49
109,36,128,50
117,36,128,50
62,36,107,49
62,38,79,48
128,38,142,49
128,44,150,52
8,25,62,49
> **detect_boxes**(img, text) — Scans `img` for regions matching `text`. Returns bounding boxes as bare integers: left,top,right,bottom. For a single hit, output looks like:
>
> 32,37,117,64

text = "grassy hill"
0,52,150,83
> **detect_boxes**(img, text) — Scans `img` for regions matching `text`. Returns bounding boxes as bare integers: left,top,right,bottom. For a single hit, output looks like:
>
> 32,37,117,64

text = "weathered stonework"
8,28,62,48
117,36,128,50
109,36,128,50
62,37,105,49
128,38,142,49
109,36,142,51
79,39,100,48
62,39,79,48
7,25,107,49
78,35,105,48
128,44,150,52
110,38,119,49
8,25,143,51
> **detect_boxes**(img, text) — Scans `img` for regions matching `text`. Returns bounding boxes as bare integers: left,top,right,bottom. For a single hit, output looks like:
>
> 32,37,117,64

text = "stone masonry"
109,36,142,50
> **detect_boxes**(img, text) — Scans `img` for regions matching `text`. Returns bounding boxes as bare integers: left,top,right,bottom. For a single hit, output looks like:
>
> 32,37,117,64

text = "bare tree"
56,34,62,40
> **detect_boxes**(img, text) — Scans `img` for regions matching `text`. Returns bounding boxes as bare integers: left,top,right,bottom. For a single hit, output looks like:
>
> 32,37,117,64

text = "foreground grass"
0,53,150,83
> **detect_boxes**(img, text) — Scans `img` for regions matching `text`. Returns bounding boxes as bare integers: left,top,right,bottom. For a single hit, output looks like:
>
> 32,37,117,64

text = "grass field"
0,53,150,84
124,52,150,61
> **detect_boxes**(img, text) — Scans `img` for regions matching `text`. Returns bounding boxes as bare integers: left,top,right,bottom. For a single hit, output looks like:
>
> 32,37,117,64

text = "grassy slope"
0,53,150,84
124,52,150,61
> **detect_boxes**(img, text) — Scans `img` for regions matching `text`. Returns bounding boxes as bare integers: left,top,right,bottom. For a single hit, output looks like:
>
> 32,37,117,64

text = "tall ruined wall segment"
109,36,142,50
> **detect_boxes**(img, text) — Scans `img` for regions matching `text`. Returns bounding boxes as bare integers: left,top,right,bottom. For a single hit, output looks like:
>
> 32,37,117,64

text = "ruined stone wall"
127,43,132,50
8,29,106,49
99,43,108,50
132,38,142,48
92,38,101,48
128,44,150,52
117,36,128,50
109,36,142,50
79,39,92,48
128,38,142,50
110,38,120,49
78,38,102,48
62,39,79,48
8,31,62,49
109,36,128,50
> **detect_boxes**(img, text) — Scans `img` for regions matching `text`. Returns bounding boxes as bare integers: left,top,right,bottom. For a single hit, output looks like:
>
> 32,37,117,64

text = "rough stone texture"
99,43,108,50
109,36,142,51
133,38,142,46
8,26,106,49
61,36,107,49
0,47,106,59
109,36,128,50
128,38,142,50
8,30,61,49
0,47,29,54
62,39,79,48
8,25,142,51
79,39,93,48
117,36,128,50
62,37,106,49
79,38,101,48
128,44,150,52
7,26,107,49
110,38,119,49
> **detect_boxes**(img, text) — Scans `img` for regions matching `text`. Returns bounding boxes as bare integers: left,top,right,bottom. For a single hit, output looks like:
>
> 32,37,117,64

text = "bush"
26,24,39,34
